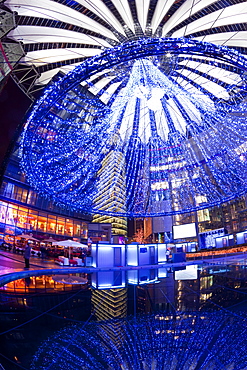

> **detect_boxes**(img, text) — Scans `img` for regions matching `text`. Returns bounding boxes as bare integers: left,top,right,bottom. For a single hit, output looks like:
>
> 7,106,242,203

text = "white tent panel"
111,0,135,33
195,32,247,48
35,64,82,85
170,76,215,106
151,0,174,34
162,0,216,36
100,81,122,104
88,75,116,95
23,48,101,67
76,0,126,36
135,0,150,33
8,26,112,48
178,60,242,85
5,0,119,41
178,69,230,100
172,3,247,37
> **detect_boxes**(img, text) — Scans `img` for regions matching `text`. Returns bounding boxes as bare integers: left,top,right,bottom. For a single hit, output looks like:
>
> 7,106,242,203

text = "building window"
65,219,73,236
56,217,65,235
37,213,47,232
47,215,56,233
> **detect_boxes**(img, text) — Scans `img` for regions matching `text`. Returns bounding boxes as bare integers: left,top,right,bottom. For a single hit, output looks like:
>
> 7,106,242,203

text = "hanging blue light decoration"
21,37,247,217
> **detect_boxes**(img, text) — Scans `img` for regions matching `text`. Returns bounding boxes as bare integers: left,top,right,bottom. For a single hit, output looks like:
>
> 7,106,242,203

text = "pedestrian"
40,245,46,259
24,242,31,268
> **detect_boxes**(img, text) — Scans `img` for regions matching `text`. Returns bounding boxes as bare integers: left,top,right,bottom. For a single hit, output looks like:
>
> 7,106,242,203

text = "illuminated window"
17,207,28,229
47,215,56,233
27,190,38,206
28,210,38,230
37,212,47,232
74,222,81,237
56,217,65,235
65,219,73,236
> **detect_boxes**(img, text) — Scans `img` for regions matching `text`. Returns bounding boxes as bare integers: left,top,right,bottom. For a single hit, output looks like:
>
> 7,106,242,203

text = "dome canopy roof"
20,37,247,217
4,0,247,98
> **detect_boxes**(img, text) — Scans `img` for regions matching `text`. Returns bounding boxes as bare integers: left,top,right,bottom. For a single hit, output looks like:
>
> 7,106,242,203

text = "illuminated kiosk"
127,243,157,266
215,234,235,248
126,243,167,265
91,242,167,267
199,228,226,250
91,243,126,268
172,222,197,260
236,231,247,245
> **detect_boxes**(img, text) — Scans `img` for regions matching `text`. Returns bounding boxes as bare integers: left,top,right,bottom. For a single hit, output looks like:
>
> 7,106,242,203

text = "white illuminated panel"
91,244,97,268
173,223,197,239
127,270,138,284
174,265,198,281
92,243,126,268
157,243,167,263
127,245,138,266
127,269,158,285
236,231,247,245
158,268,168,278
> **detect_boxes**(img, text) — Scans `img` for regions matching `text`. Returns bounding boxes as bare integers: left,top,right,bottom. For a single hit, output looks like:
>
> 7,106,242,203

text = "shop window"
74,222,81,237
56,217,65,235
16,208,28,229
0,201,7,223
28,210,38,230
37,213,47,232
1,182,14,199
6,204,18,226
21,189,28,203
81,223,87,238
13,186,23,202
47,215,57,233
65,219,73,236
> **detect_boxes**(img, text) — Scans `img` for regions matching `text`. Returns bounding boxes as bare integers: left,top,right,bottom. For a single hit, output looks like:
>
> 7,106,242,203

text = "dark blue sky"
0,77,31,165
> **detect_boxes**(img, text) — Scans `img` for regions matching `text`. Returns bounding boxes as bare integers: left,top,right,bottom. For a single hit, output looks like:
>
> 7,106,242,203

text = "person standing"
24,242,31,268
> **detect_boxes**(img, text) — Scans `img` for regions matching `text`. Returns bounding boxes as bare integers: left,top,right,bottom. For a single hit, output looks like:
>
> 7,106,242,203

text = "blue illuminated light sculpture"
21,37,247,217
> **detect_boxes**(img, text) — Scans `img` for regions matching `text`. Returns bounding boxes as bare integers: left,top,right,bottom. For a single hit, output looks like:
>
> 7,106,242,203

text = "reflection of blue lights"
21,37,247,217
31,312,247,370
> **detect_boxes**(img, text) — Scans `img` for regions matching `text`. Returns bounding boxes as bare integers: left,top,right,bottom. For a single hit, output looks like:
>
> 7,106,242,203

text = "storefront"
0,200,88,242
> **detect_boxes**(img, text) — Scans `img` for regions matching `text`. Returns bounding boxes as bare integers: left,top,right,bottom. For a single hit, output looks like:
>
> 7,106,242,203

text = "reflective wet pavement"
1,250,247,370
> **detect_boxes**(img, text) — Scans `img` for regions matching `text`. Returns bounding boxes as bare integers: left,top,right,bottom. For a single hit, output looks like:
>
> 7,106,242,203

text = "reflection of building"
199,265,247,310
131,272,175,314
91,288,127,347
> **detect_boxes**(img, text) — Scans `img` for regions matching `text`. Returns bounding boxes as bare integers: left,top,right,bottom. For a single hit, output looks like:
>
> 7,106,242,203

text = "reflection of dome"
31,312,247,370
20,37,247,217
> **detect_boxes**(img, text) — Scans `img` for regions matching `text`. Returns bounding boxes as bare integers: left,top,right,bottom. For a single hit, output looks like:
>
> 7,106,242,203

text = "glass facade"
0,200,87,240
